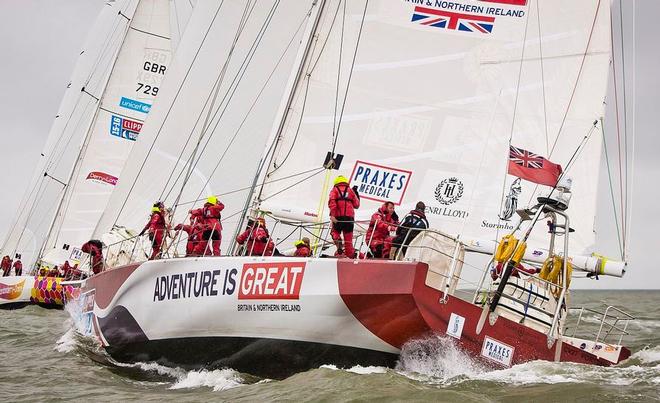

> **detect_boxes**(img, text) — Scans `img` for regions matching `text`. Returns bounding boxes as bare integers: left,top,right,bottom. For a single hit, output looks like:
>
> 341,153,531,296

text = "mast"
231,0,328,248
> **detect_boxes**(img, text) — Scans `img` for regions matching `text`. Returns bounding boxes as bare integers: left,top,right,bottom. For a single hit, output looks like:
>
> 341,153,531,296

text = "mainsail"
256,0,611,257
40,0,174,266
93,0,320,255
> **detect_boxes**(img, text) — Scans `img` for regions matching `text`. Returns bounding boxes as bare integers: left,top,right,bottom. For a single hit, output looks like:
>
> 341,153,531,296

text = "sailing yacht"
0,0,185,309
72,0,635,378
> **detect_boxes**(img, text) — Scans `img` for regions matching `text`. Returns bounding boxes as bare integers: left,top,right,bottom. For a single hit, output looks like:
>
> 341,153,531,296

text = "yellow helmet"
334,175,348,185
151,206,161,213
207,195,218,204
294,240,305,247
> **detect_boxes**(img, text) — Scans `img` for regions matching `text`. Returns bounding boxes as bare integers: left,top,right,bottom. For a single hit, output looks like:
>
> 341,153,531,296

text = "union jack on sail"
507,145,562,186
411,6,495,34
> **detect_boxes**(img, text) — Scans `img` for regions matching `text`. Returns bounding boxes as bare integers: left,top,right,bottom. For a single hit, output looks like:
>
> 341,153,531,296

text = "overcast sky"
0,0,656,289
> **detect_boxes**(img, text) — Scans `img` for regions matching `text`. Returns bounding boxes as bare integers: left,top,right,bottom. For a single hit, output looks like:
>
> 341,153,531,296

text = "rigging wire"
618,0,630,252
112,1,228,227
165,1,281,211
548,0,602,155
185,8,314,207
609,5,627,255
166,0,260,207
601,118,624,259
535,0,550,155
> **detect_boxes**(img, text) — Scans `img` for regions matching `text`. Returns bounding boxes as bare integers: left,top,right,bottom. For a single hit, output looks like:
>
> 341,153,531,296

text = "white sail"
1,0,138,266
257,0,611,256
40,0,173,266
169,0,196,51
93,0,319,255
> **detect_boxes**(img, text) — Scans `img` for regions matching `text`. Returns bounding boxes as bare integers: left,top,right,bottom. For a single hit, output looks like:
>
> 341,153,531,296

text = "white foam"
346,365,387,375
395,335,485,383
320,364,386,375
170,368,243,391
631,346,660,363
55,327,77,353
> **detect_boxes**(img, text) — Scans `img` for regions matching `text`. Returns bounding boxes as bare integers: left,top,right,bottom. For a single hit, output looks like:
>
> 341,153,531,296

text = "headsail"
1,0,139,266
93,0,319,255
40,0,174,266
256,0,611,257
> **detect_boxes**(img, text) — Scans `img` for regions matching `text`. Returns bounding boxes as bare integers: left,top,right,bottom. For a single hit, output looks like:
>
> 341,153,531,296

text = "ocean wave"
395,335,485,383
631,346,660,363
55,326,78,353
394,335,660,387
320,364,387,375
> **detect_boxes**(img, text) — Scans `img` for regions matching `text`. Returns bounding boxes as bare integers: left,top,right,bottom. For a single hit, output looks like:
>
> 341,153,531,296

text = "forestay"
257,0,611,256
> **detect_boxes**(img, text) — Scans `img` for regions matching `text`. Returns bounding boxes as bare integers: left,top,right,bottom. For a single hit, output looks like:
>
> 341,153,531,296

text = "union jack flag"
411,6,495,34
509,145,544,168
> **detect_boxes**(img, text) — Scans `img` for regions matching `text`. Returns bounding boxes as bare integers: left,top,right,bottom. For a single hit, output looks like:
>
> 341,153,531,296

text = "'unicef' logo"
435,177,464,205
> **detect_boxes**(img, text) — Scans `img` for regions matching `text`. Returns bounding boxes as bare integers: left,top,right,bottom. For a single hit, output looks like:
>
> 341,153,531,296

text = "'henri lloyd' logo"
86,171,118,186
239,262,305,300
350,161,412,205
435,177,463,205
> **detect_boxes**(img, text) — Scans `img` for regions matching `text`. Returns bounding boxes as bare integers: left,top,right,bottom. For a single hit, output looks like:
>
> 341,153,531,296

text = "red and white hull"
76,257,631,378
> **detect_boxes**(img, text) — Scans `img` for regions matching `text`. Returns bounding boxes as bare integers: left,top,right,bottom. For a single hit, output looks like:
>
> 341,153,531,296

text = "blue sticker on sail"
110,115,142,141
119,97,151,113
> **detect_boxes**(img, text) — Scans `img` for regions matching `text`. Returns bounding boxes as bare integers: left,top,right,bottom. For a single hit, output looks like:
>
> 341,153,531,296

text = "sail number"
136,83,158,96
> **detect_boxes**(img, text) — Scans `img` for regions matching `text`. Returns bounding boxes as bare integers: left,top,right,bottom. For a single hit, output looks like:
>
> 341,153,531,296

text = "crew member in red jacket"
140,202,168,260
81,240,104,274
12,258,22,276
236,218,274,256
190,196,224,256
293,237,312,257
174,210,205,256
328,176,360,258
366,202,398,258
1,255,12,276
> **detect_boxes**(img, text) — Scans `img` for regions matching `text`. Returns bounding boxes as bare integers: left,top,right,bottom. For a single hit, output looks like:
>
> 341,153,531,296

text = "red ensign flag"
507,145,562,186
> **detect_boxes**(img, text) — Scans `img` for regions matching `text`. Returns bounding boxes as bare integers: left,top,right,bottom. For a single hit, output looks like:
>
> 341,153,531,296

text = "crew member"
174,213,205,257
389,201,429,260
293,237,312,257
366,202,398,258
12,258,23,276
81,239,104,274
140,202,168,260
190,196,224,256
1,255,11,277
236,217,274,256
328,176,360,258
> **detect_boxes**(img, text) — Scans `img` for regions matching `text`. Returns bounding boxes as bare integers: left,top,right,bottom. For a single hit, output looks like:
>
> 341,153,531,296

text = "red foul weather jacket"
328,183,360,219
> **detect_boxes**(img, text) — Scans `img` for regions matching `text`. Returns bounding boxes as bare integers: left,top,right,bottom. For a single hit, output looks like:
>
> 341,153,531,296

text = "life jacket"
328,183,359,218
366,204,395,245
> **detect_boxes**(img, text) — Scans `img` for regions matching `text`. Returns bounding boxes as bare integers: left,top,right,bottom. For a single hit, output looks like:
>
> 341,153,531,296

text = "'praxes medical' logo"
239,262,305,300
435,177,463,205
110,115,142,141
350,161,412,205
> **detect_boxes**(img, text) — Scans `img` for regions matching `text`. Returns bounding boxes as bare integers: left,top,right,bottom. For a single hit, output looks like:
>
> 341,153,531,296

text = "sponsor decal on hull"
110,115,143,141
481,336,514,366
446,313,465,339
86,171,118,186
239,262,305,300
153,269,238,302
349,161,412,205
0,280,25,300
